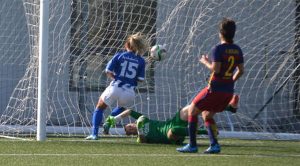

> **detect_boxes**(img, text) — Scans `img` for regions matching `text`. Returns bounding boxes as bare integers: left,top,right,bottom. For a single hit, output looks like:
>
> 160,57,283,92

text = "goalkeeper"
103,95,238,144
104,105,207,144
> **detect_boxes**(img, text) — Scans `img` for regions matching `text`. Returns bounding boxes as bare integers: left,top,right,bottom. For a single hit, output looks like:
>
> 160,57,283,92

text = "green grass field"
0,137,299,166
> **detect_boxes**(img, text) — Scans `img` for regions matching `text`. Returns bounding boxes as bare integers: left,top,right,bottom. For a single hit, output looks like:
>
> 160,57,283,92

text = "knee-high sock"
188,115,198,147
110,107,125,116
205,119,218,146
92,108,104,136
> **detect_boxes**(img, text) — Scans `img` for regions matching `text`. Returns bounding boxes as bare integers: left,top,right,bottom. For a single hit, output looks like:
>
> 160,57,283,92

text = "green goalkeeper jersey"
137,111,187,144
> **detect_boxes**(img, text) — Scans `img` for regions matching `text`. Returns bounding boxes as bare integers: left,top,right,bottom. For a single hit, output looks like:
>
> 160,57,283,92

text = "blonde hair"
125,32,149,55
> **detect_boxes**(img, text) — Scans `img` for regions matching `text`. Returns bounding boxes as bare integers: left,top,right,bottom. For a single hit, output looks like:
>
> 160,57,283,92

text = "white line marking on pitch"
0,153,299,158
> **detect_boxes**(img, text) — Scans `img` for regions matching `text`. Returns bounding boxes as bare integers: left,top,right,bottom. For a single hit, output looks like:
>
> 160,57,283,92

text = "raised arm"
199,55,221,74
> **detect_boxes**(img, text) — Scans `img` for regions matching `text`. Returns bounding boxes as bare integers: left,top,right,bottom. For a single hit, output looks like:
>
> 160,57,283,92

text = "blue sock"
111,107,125,116
206,127,218,145
92,108,104,136
188,115,198,147
205,119,218,146
188,122,197,147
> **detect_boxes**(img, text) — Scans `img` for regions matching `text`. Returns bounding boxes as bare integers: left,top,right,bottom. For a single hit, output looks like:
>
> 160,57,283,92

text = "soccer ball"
150,44,167,61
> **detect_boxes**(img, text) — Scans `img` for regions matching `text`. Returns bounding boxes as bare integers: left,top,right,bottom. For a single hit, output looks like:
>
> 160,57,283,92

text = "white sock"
114,115,122,123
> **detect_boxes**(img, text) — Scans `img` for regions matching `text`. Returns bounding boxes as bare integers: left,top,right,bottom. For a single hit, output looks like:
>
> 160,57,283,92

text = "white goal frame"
0,0,300,141
37,0,49,141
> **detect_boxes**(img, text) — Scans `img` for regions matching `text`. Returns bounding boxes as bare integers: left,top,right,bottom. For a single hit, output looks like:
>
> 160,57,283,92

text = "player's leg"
176,103,199,153
86,85,117,140
178,105,190,121
103,88,135,134
202,111,220,154
201,92,232,153
177,88,210,153
86,99,107,140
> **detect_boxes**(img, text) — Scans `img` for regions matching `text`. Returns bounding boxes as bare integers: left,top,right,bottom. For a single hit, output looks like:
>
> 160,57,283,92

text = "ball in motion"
150,44,167,61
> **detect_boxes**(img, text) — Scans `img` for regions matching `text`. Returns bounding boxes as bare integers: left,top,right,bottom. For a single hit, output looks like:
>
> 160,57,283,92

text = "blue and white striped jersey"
106,51,146,88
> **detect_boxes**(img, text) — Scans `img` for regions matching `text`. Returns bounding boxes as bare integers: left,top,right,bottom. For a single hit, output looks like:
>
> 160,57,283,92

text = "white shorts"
100,81,135,107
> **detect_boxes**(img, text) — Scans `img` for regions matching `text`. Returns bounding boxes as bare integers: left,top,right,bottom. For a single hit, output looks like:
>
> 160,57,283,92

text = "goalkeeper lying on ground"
104,105,208,144
103,94,239,144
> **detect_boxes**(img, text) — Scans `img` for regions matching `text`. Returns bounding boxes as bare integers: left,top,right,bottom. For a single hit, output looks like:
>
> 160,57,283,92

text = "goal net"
0,0,300,140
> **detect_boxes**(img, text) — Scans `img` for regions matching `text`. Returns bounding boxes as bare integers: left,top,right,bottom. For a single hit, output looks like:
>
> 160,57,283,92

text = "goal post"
0,0,300,141
37,0,49,141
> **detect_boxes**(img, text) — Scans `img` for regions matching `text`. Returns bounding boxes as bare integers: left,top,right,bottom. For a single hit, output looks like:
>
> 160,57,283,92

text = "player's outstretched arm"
115,109,144,120
103,109,134,133
128,109,144,119
105,109,144,126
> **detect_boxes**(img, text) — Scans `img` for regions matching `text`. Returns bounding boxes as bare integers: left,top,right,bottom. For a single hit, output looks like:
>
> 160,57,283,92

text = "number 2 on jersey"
225,56,235,77
120,61,138,79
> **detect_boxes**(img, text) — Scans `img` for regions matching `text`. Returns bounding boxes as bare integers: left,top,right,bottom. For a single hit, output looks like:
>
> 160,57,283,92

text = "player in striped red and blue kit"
86,32,149,140
177,18,244,153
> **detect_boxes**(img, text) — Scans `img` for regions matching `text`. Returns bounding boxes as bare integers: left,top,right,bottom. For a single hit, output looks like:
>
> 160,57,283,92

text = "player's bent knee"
188,104,199,116
202,111,214,121
96,100,107,109
167,130,174,139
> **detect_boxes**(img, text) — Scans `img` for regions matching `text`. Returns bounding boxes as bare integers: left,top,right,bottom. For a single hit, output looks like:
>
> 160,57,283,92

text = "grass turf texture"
0,137,299,166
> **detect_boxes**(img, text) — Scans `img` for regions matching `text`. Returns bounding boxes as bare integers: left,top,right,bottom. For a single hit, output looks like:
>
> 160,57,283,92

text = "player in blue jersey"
86,32,149,140
177,18,244,153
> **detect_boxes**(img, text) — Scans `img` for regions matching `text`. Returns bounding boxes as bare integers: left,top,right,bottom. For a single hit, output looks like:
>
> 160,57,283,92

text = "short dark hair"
219,18,236,43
